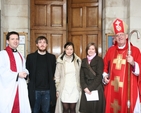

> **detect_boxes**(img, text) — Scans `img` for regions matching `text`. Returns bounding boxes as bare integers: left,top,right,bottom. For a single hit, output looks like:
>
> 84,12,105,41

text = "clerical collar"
118,44,126,49
11,48,18,52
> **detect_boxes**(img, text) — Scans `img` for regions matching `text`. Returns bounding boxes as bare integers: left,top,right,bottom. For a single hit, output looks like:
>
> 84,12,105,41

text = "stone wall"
0,0,30,50
102,0,141,56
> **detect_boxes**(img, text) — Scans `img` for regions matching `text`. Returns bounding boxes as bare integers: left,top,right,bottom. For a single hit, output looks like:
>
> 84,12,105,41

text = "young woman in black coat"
79,42,105,113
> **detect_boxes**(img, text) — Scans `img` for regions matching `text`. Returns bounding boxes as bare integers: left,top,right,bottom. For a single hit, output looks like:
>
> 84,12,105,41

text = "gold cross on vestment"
111,76,123,92
113,54,126,70
111,99,121,113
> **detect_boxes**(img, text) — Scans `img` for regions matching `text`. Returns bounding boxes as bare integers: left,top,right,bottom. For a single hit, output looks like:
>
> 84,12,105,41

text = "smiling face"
65,45,74,57
115,32,128,47
36,39,47,52
87,45,96,57
6,34,19,49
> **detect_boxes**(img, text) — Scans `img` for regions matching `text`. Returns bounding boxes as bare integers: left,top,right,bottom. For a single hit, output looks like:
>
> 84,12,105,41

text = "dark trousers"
39,105,55,113
33,90,50,113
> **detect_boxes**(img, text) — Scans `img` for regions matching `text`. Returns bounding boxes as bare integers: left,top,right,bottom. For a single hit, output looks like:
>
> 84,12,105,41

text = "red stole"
5,46,20,113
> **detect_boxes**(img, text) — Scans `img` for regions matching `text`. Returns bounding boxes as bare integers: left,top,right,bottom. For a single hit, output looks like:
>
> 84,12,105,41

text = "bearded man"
26,36,56,113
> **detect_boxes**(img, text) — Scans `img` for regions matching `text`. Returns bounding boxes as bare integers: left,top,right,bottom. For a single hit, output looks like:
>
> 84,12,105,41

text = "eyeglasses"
114,33,126,37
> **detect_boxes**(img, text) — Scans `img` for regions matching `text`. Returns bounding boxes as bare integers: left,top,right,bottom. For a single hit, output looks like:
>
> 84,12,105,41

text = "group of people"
0,18,141,113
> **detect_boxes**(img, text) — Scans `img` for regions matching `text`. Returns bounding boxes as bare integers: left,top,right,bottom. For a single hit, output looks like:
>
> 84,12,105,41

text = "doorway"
30,0,102,59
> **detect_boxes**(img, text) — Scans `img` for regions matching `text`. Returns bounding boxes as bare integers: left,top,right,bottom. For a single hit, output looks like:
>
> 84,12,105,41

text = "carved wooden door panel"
30,0,67,57
68,0,102,59
30,0,102,59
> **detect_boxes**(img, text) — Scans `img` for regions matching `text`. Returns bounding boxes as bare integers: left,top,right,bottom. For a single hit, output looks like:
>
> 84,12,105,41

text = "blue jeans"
33,90,50,113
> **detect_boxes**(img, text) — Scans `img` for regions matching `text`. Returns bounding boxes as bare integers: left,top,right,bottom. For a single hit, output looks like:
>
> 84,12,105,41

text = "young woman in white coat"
54,42,81,113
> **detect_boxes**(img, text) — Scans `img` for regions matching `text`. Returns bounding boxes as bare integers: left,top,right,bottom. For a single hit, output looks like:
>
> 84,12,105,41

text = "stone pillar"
102,0,128,56
0,0,5,49
128,0,141,51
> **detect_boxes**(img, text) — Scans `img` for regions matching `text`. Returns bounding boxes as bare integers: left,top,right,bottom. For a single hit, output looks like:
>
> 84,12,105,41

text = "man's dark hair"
6,31,19,40
35,36,48,44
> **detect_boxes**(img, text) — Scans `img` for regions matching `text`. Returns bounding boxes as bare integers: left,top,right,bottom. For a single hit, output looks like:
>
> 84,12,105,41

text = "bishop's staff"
127,30,140,113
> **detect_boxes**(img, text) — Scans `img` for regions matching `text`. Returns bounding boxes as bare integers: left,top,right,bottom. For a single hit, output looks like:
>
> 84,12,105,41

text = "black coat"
79,55,105,113
26,51,56,109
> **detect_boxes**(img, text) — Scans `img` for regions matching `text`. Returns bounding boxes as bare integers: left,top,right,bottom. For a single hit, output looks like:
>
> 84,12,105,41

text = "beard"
38,48,47,52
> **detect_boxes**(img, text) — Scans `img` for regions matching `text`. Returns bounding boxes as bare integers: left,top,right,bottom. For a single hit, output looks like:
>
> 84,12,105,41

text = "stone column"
102,0,128,56
128,0,141,51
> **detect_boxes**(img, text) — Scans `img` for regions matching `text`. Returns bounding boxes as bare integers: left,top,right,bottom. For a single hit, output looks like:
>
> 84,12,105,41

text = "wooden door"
30,0,67,57
68,0,102,59
30,0,102,59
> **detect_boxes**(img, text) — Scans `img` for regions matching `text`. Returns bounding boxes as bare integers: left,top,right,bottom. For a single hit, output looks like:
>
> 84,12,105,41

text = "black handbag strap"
87,63,96,76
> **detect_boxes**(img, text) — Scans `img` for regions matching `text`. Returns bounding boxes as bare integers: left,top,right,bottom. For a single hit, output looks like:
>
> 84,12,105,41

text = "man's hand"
126,55,135,66
104,75,110,84
18,72,28,78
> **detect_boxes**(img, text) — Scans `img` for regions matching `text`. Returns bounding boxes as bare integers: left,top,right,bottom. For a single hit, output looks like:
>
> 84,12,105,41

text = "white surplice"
0,50,31,113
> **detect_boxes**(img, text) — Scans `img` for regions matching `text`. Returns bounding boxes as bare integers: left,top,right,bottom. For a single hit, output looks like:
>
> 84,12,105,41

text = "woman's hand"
84,88,91,94
56,91,59,98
